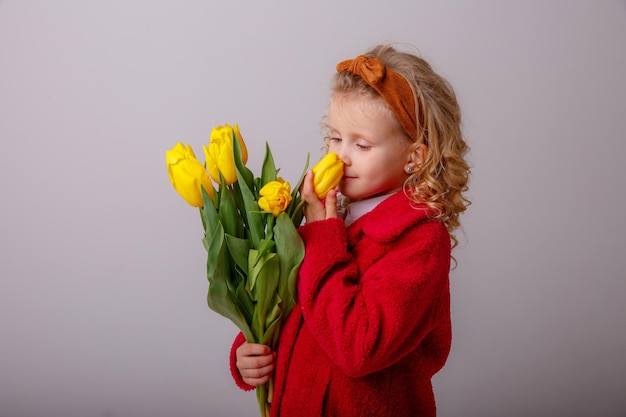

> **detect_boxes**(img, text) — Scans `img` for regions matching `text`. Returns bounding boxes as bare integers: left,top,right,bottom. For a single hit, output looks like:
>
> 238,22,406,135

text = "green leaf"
230,181,248,236
245,249,261,297
206,221,253,341
205,220,224,277
218,183,239,237
236,171,264,249
224,234,250,273
201,186,219,237
257,238,276,260
248,251,280,343
265,302,282,328
264,302,283,345
289,199,305,228
232,131,255,191
234,280,255,326
229,259,247,293
274,213,305,314
260,142,277,187
260,303,283,347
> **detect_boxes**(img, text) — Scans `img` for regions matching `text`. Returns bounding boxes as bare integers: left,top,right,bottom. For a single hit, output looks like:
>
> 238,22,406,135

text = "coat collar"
346,190,434,243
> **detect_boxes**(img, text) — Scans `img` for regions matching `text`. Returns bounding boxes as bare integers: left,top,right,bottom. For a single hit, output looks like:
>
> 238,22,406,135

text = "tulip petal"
312,152,344,199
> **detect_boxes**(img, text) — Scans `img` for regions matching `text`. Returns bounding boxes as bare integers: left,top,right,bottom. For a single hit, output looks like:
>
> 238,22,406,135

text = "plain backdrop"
1,1,625,417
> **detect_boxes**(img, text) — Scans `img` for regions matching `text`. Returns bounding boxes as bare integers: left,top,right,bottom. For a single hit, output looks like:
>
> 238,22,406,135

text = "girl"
231,44,470,417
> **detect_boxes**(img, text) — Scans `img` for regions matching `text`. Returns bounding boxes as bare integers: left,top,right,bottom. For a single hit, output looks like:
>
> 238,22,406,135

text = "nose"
333,142,350,165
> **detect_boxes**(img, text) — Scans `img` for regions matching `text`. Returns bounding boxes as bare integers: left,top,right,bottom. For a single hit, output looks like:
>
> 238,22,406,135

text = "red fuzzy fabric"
231,191,452,416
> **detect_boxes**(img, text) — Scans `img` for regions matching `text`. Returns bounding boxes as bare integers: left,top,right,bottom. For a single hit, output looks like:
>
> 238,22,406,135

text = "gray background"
1,1,625,416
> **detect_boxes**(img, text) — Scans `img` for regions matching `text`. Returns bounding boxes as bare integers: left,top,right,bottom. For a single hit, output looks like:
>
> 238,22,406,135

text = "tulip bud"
258,179,293,217
166,142,214,207
311,152,344,199
204,124,248,185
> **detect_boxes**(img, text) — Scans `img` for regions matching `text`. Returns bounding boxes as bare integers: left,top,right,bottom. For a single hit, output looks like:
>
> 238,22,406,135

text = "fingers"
237,342,271,356
300,171,338,223
325,189,338,219
236,343,277,387
299,171,319,204
301,171,325,222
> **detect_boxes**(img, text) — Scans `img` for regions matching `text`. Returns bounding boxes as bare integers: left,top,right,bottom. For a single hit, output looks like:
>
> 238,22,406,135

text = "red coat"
230,191,452,417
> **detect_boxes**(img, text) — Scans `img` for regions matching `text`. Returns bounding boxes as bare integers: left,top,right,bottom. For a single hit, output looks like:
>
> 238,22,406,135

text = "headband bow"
336,55,418,142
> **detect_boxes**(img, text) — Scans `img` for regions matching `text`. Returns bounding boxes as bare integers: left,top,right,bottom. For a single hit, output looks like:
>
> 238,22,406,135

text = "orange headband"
336,55,418,142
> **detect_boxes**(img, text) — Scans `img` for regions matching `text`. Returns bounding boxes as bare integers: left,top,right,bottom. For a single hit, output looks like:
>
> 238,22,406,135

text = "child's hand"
300,170,338,222
236,342,276,387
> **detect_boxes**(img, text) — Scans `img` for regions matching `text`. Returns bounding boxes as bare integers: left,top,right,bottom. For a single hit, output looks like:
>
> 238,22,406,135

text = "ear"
408,143,428,167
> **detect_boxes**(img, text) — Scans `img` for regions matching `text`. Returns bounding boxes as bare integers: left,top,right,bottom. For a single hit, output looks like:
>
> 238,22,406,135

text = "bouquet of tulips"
166,124,343,417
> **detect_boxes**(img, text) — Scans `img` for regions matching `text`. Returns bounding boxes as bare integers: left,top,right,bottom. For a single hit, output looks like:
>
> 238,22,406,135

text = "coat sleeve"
296,217,451,378
229,331,256,391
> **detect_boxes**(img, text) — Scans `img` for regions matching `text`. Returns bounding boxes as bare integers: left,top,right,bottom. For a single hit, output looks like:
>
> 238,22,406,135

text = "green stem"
268,377,274,404
266,214,275,241
289,199,306,228
256,382,271,417
198,207,205,231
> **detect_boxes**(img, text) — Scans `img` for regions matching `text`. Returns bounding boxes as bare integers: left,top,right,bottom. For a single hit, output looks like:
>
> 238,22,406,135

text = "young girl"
231,44,470,417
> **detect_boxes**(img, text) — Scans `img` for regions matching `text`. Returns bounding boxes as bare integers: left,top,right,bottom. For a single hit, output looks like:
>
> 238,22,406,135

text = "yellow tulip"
166,142,214,207
203,124,248,185
258,179,292,217
311,152,344,199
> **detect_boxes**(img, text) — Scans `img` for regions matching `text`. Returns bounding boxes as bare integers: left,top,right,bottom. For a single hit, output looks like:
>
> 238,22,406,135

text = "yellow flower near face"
166,142,214,207
203,124,248,185
311,152,344,199
258,179,293,217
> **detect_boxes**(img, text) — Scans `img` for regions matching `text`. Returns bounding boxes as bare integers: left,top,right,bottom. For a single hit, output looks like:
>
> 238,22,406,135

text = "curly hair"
330,44,471,250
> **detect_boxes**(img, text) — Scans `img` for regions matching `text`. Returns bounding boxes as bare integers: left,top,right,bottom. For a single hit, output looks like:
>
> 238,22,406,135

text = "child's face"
326,93,414,201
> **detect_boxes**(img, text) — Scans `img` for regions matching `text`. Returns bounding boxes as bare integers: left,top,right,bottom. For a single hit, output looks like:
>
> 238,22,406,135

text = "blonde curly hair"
330,44,471,249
